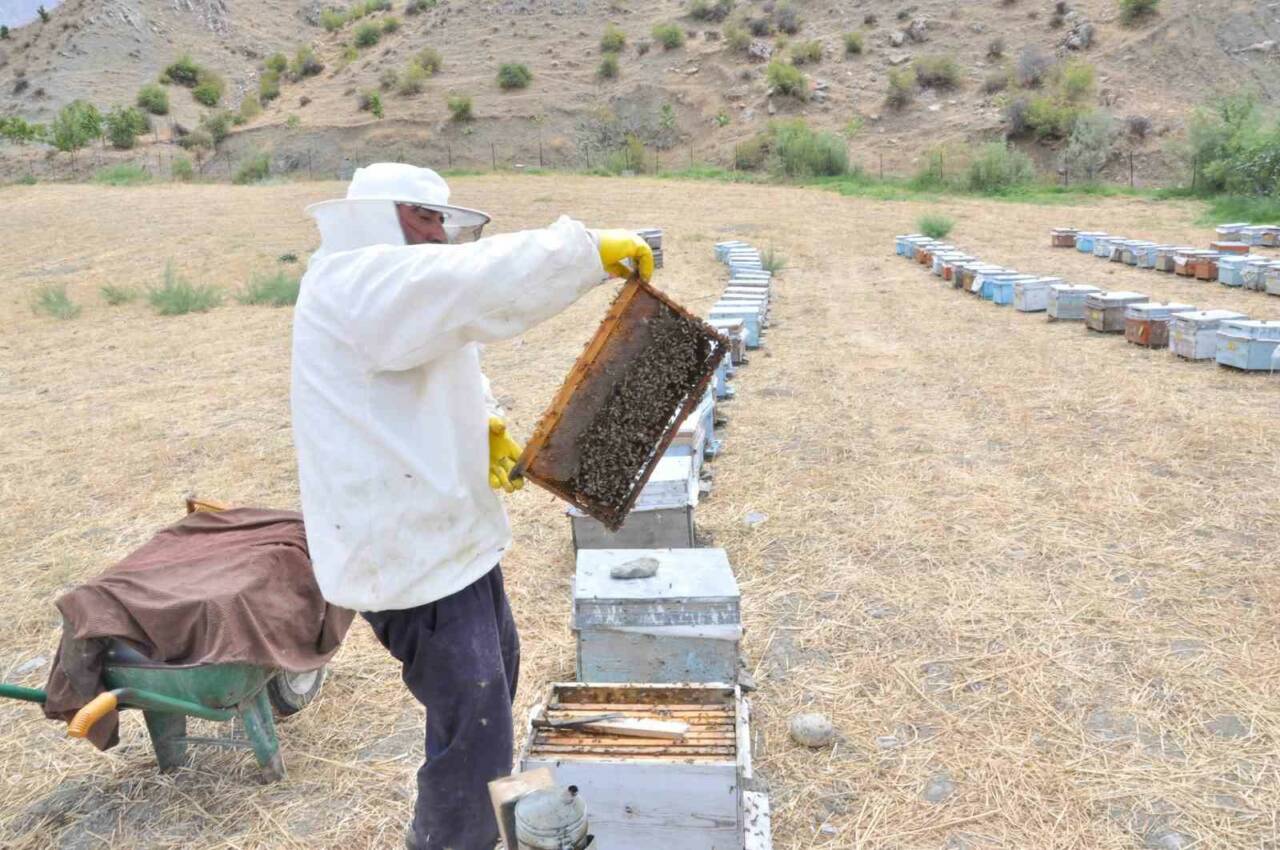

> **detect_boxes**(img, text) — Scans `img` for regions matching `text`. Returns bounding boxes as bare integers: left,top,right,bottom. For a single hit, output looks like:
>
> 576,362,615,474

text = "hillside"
1,0,1279,180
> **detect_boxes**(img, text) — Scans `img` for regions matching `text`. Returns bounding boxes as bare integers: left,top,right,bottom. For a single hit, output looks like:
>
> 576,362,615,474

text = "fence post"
308,150,313,179
538,138,544,168
689,144,693,169
655,149,660,173
447,145,452,168
491,142,496,170
1192,154,1198,192
1129,152,1134,188
879,152,884,181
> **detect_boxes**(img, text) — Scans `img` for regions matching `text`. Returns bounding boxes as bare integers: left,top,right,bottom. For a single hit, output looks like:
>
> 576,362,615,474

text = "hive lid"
1220,320,1280,339
574,547,739,611
1089,291,1148,304
1172,309,1248,326
1050,283,1102,293
1125,302,1196,319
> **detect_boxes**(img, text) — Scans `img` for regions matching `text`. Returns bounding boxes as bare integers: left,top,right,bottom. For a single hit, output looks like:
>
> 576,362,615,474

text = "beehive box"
1265,265,1280,297
970,267,1010,297
520,683,750,850
1210,241,1250,255
1123,302,1195,348
712,357,734,401
1216,320,1280,370
940,254,974,282
1170,310,1249,360
516,278,727,531
1216,222,1251,239
1013,277,1063,312
709,304,762,348
1048,284,1102,320
1094,236,1120,258
720,290,769,317
979,272,1021,301
991,275,1037,306
636,229,664,270
715,241,751,262
1242,259,1272,292
569,453,698,551
1121,241,1155,265
1051,228,1078,248
1174,251,1207,277
1136,244,1164,269
1086,291,1149,332
1194,253,1221,281
1240,226,1280,247
670,389,716,467
707,318,747,365
1155,246,1190,273
1076,232,1107,253
573,548,741,684
1217,255,1250,287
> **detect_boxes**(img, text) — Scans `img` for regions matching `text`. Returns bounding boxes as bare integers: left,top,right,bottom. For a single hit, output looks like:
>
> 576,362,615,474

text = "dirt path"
2,177,1278,849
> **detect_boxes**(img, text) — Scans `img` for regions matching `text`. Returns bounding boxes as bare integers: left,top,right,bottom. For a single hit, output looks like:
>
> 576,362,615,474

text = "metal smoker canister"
514,785,594,850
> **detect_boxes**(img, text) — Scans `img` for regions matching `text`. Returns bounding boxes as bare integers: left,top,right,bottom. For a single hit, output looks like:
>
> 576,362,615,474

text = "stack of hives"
526,240,775,850
896,233,1280,370
1053,224,1280,297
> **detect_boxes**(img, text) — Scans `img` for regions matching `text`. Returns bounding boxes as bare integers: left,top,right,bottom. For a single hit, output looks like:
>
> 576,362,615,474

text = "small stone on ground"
790,712,835,748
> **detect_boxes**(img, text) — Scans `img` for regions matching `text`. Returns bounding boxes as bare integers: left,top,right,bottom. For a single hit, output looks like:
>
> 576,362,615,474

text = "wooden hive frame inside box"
514,276,728,531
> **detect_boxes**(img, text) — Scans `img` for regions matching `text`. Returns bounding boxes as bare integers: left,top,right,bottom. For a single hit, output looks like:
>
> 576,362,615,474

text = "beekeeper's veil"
305,163,491,257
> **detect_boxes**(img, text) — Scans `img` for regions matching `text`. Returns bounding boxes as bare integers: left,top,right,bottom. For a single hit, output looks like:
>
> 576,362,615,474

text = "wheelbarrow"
0,497,327,783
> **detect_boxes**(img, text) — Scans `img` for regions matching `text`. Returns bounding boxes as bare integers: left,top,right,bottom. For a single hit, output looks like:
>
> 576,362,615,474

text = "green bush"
914,54,961,89
725,22,751,52
598,53,620,79
193,70,225,106
734,136,768,169
774,1,800,34
172,155,195,181
359,90,385,117
239,94,262,121
406,0,436,13
354,21,382,47
0,116,43,144
398,61,428,94
137,83,169,115
497,63,532,89
886,67,916,109
232,151,270,184
163,54,201,86
238,271,300,306
31,282,80,319
601,24,626,52
105,106,149,149
321,9,347,31
0,25,9,39
448,94,473,121
382,16,400,32
379,68,400,91
769,119,847,177
652,22,685,49
1185,94,1280,195
177,128,213,150
417,47,443,74
1025,94,1081,139
1062,109,1115,180
290,45,324,79
149,263,222,315
1119,0,1158,24
201,110,233,144
260,70,281,103
38,4,49,22
689,0,734,21
265,52,288,74
966,142,1035,192
1058,59,1095,102
761,247,786,273
766,60,806,98
917,213,954,239
790,40,823,65
100,284,138,305
843,31,863,55
50,100,102,153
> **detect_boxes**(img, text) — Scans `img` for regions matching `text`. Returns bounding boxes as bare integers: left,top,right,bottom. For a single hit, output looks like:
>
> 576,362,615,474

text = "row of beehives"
1052,226,1280,296
897,234,1280,370
517,239,774,850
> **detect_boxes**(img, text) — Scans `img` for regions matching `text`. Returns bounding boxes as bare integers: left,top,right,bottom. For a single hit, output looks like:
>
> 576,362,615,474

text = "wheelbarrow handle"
0,683,47,704
68,692,118,739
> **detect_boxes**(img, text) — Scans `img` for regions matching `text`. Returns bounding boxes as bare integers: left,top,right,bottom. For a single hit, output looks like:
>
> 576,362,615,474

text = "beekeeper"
291,163,653,850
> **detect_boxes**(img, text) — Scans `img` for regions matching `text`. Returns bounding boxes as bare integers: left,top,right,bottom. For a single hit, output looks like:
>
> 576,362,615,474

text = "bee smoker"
513,785,596,850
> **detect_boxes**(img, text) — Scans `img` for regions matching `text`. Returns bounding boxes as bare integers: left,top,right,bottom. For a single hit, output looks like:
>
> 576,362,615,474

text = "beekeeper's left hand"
488,417,524,492
594,230,655,283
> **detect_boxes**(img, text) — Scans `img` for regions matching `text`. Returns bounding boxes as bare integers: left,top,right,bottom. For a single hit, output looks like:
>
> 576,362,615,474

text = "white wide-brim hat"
306,163,491,241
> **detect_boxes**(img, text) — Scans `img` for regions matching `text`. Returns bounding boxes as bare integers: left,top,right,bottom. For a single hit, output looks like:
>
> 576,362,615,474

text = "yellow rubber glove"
488,417,525,493
594,229,655,283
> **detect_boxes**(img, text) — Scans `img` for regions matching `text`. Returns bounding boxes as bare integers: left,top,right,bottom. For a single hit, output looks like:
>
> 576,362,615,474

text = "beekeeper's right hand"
594,230,655,283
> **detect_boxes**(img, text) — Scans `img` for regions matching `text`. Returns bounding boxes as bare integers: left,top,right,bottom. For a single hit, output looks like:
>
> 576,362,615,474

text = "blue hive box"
1216,321,1280,370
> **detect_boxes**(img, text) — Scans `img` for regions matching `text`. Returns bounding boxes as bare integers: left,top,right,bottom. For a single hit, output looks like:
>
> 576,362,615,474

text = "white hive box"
1216,320,1280,370
569,454,698,551
671,389,717,465
1085,291,1149,333
1169,309,1248,360
520,683,751,850
1241,259,1273,292
1013,277,1063,312
709,304,762,348
1265,264,1280,297
1047,284,1102,320
717,295,767,326
715,241,751,261
573,548,741,684
708,318,747,364
1216,222,1251,239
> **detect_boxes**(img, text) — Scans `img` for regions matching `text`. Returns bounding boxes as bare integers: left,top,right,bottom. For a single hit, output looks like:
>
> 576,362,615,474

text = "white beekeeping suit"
292,165,605,612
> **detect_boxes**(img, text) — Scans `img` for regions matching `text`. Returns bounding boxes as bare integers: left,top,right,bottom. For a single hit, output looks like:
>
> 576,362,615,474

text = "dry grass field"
2,175,1279,849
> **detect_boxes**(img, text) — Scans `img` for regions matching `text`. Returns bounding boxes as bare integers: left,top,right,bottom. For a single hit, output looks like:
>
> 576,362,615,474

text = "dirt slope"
1,0,1279,175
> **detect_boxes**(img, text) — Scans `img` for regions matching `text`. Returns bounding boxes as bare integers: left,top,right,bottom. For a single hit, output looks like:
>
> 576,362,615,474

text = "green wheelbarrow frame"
0,655,323,782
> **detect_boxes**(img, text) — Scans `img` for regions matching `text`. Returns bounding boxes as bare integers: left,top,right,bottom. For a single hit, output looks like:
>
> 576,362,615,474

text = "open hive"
521,683,747,850
515,277,728,531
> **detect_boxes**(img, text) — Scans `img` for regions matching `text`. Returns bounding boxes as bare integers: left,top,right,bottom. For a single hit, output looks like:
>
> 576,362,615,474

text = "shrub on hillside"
1015,46,1049,87
358,90,384,117
914,54,960,89
382,16,400,32
1119,0,1158,24
201,109,233,144
885,67,916,109
984,71,1009,93
417,47,443,74
31,282,79,319
790,40,823,65
233,151,271,184
636,39,652,55
734,136,767,170
379,68,400,91
398,61,428,94
105,106,149,149
689,0,734,22
1062,110,1115,180
265,52,288,74
149,262,222,316
193,70,225,106
239,94,262,121
137,83,169,115
966,142,1035,192
239,271,301,306
447,94,473,121
177,128,213,150
774,1,800,34
843,31,863,55
162,54,201,86
766,60,806,98
987,37,1005,58
770,119,846,176
917,214,954,239
497,63,532,89
260,70,281,102
601,24,626,52
290,45,324,79
748,17,773,36
653,22,685,49
1058,59,1095,101
172,155,194,181
354,21,382,47
49,100,102,153
1126,114,1152,139
321,9,346,31
406,0,436,14
598,53,620,79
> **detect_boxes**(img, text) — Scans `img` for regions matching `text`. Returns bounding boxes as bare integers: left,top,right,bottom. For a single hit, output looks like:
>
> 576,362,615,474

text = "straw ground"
1,178,1278,849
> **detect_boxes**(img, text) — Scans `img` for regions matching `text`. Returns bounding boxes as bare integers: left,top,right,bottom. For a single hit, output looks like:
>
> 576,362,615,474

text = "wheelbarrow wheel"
267,667,325,717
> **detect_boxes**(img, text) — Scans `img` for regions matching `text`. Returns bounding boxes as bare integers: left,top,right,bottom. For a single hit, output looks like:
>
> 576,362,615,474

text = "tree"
1,25,10,39
37,5,50,23
1,116,44,145
106,106,150,149
50,100,102,155
1062,110,1115,181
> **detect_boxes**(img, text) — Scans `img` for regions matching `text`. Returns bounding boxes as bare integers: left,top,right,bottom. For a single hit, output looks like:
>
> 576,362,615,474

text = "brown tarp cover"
43,508,354,750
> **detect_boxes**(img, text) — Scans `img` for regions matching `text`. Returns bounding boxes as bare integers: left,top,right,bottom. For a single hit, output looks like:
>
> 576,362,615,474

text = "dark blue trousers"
363,565,520,850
